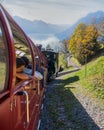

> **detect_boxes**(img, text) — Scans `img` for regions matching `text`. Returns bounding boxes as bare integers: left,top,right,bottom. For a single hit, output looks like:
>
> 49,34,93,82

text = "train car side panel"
0,7,15,130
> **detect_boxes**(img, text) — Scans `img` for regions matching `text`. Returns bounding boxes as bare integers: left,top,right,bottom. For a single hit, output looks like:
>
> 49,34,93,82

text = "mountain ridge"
14,16,70,35
13,10,104,40
56,10,104,40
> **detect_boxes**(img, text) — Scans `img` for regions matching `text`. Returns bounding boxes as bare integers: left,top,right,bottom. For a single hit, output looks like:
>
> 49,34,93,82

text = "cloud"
2,0,104,24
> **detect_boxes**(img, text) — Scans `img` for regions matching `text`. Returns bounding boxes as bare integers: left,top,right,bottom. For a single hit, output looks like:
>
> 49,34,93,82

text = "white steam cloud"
31,36,65,53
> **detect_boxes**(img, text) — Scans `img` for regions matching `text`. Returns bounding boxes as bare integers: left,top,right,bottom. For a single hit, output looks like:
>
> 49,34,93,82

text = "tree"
69,23,100,64
62,39,70,53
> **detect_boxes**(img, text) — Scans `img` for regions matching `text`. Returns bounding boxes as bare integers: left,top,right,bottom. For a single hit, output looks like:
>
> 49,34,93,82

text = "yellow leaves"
68,23,100,64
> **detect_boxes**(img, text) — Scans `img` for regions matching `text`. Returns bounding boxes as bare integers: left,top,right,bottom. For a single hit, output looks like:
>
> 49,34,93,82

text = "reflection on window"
9,21,33,83
33,46,40,71
0,26,7,92
14,37,32,62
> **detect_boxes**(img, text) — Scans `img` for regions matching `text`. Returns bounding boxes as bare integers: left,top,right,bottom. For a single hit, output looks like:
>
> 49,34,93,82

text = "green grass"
71,57,81,67
65,55,104,99
59,53,67,69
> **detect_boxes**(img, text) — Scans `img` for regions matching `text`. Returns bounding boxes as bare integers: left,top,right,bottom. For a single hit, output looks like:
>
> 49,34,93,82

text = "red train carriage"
0,4,45,130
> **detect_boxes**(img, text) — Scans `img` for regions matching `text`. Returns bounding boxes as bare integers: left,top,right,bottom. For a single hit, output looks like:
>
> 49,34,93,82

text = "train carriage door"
0,7,15,130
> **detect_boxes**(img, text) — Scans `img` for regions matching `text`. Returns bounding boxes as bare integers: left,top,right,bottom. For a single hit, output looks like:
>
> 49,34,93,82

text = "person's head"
21,56,29,67
16,58,25,72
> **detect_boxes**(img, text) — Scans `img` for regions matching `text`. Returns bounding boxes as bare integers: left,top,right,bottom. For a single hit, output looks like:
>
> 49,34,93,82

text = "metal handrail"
17,91,29,123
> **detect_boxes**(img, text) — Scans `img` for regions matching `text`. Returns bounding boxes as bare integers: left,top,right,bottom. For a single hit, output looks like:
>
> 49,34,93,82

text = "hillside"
56,11,104,40
67,55,104,99
13,11,104,41
13,16,70,39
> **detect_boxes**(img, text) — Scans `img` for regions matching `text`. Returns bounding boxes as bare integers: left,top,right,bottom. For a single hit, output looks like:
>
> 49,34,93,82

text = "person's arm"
16,73,30,80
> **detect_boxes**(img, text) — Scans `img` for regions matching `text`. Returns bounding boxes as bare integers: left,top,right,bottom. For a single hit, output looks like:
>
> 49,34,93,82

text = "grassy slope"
64,55,104,99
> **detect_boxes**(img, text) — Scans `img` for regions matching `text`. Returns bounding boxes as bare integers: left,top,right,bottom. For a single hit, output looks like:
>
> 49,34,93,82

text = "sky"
1,0,104,25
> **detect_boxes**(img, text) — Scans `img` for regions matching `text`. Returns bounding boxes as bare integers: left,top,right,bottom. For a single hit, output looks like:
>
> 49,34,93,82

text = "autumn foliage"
69,23,101,64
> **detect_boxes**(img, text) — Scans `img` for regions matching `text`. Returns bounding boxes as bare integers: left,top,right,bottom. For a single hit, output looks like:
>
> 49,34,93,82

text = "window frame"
8,19,34,86
0,8,15,99
0,20,10,99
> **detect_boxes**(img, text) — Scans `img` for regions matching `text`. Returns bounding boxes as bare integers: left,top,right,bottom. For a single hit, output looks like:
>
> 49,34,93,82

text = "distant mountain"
14,16,36,33
13,16,70,39
14,11,104,41
56,11,104,40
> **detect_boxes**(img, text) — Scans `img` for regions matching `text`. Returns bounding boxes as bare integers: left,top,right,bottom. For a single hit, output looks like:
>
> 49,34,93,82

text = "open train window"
33,46,40,71
9,21,33,83
0,20,9,92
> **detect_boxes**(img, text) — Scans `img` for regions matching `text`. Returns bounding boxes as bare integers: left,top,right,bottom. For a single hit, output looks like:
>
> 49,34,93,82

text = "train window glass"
0,23,9,92
9,22,33,83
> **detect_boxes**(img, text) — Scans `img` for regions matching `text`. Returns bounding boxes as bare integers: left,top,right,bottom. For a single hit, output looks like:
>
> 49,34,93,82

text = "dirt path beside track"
39,69,104,130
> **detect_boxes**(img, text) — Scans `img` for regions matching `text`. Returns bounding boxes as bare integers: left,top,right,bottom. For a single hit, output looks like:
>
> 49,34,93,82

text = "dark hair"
21,56,29,67
16,58,25,68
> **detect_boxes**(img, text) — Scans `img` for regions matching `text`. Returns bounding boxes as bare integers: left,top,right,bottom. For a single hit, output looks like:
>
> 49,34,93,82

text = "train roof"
42,49,58,54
